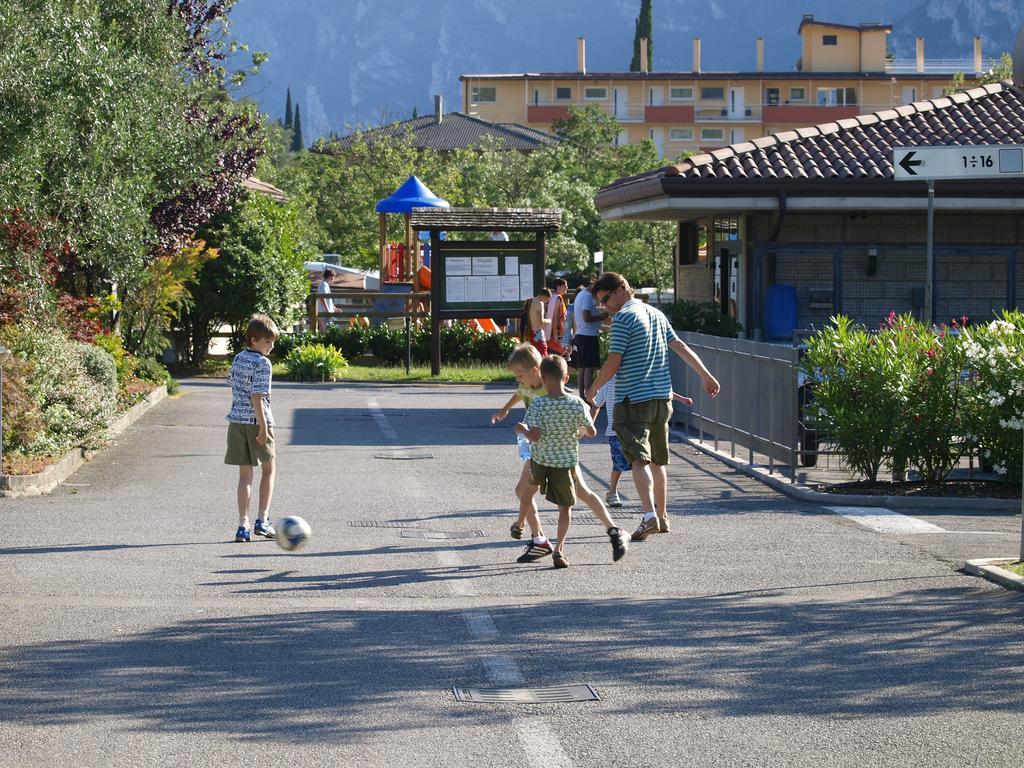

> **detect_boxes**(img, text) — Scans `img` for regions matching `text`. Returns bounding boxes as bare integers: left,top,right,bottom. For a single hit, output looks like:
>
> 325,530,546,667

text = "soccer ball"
276,516,312,552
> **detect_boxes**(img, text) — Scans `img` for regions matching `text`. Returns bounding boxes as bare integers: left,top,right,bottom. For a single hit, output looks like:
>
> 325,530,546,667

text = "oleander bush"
960,311,1024,481
802,311,1024,484
283,343,348,382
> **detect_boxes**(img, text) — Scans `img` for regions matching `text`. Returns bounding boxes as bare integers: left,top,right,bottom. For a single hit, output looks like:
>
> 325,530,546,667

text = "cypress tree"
284,87,293,128
412,105,418,119
629,0,653,72
290,104,304,152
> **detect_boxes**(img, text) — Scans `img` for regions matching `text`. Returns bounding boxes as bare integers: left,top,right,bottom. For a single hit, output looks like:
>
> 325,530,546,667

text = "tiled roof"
325,112,558,152
603,81,1024,191
411,207,561,232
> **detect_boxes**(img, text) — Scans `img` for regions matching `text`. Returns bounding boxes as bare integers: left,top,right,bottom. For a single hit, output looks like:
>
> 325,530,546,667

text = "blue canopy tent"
375,176,449,286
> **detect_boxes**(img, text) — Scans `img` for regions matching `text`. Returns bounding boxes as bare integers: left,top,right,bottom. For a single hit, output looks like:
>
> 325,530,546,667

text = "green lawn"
271,361,514,383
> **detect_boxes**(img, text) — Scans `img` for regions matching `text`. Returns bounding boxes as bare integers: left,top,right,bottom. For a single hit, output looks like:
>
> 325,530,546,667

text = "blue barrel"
764,284,798,339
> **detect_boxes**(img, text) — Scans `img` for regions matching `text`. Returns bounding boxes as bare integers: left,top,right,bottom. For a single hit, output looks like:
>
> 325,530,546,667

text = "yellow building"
461,15,985,157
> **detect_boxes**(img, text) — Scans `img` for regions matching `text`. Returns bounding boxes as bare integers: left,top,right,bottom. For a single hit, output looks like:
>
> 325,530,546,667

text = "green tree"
185,193,316,361
629,0,653,72
0,0,265,350
950,52,1013,90
284,87,293,128
291,103,304,152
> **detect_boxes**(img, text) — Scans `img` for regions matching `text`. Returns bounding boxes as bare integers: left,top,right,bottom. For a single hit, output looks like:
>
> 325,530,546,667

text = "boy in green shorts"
514,355,628,568
224,314,280,542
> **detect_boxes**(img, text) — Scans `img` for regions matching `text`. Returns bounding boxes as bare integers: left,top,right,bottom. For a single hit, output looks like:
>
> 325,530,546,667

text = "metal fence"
671,332,800,475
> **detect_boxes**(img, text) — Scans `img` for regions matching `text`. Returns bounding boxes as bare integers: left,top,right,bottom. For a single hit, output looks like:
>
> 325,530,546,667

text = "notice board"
438,249,538,311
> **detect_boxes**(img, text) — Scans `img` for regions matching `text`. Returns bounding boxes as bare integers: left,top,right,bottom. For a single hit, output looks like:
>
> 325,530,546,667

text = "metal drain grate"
542,512,638,525
452,685,600,703
349,521,419,529
374,449,434,460
400,530,485,540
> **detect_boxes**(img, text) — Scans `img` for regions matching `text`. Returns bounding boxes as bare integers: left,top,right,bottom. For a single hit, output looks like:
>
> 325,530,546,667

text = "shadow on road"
1,586,1021,741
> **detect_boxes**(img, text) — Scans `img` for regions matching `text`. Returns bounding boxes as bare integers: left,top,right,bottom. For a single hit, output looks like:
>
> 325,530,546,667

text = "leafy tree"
184,193,316,361
0,0,265,353
629,0,653,72
120,239,218,357
291,103,304,152
950,52,1013,90
284,87,293,128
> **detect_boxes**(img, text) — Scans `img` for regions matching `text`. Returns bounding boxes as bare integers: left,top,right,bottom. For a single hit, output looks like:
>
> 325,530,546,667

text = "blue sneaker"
253,519,276,539
234,526,251,543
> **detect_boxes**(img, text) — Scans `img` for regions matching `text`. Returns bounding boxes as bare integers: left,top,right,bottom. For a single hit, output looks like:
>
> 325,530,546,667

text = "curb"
964,558,1024,591
1,385,168,498
672,427,1022,513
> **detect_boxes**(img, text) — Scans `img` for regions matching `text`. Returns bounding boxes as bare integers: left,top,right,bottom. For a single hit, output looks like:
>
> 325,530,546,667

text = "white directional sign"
593,250,604,263
893,144,1024,181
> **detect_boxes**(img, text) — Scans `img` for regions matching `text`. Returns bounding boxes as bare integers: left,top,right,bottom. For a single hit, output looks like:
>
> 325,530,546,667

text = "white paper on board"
447,257,472,276
505,256,519,275
446,276,466,303
483,277,502,302
472,256,499,276
500,275,520,301
465,276,484,303
519,264,534,300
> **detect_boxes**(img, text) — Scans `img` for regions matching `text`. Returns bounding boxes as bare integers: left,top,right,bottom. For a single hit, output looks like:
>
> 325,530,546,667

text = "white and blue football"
275,516,312,552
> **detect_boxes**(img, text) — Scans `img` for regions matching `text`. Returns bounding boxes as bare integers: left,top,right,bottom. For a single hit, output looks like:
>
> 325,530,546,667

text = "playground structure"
305,178,560,371
375,175,447,289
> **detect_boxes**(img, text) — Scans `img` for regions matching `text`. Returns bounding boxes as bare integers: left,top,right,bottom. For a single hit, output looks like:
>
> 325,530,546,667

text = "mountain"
229,0,1023,140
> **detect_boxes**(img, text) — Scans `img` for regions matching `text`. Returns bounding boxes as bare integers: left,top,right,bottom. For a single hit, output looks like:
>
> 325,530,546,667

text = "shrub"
77,343,118,399
960,311,1024,482
320,324,369,360
284,343,348,382
664,300,743,338
1,323,116,455
441,323,478,363
801,315,915,481
473,331,518,364
0,355,44,455
136,357,175,392
366,325,407,365
276,326,370,362
94,332,138,385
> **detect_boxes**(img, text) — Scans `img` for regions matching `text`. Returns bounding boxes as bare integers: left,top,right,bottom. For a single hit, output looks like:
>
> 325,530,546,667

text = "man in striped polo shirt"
586,273,720,541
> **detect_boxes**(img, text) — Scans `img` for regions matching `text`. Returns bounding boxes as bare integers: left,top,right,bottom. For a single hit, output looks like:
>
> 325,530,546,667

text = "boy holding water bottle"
491,345,626,564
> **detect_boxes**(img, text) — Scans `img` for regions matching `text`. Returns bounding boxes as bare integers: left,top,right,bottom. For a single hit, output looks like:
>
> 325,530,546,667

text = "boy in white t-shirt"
591,374,692,507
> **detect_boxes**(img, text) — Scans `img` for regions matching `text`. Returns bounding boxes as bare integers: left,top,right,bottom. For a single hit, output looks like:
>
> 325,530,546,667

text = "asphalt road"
1,379,1022,768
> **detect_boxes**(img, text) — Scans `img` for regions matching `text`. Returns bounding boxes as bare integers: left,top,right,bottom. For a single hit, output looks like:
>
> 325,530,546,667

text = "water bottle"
517,433,532,461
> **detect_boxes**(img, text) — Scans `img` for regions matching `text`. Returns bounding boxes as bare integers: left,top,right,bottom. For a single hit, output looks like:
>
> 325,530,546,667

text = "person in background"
545,278,569,356
317,267,335,330
524,287,551,355
573,277,608,399
487,230,510,241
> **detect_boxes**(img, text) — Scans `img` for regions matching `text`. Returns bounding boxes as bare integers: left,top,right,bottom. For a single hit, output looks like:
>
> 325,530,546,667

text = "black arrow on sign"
898,151,923,175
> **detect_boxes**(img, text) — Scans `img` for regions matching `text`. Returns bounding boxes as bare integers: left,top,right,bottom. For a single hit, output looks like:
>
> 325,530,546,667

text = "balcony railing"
885,58,980,75
528,97,946,128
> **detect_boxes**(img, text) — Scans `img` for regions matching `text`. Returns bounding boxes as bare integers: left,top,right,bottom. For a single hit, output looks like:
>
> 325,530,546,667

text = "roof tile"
600,81,1024,191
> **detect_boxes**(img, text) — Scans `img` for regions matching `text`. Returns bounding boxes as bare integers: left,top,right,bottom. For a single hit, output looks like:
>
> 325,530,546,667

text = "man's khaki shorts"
224,423,275,466
612,398,672,466
528,460,577,508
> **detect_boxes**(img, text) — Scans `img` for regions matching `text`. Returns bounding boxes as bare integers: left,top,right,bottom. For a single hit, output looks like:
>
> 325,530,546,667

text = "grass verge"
1002,561,1024,577
271,362,514,383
